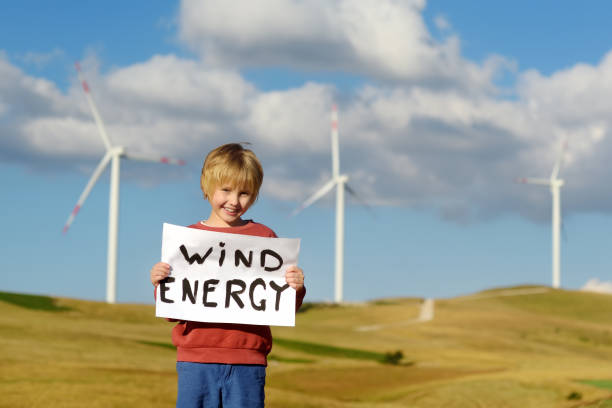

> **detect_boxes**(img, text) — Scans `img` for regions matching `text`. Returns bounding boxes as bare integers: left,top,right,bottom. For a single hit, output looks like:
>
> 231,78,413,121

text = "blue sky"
2,1,612,304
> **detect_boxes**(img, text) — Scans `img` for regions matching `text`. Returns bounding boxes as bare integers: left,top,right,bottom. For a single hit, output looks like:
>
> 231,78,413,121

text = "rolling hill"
1,287,612,407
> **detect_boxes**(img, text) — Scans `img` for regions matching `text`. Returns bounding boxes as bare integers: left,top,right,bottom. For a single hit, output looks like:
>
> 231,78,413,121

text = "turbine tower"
518,140,567,289
63,62,185,304
292,105,351,303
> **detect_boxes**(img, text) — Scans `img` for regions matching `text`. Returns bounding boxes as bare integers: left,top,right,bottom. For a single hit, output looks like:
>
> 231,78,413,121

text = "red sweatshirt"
165,220,306,366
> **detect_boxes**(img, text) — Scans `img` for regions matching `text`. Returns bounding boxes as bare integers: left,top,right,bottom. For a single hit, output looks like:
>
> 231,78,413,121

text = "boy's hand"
150,262,171,286
285,265,305,291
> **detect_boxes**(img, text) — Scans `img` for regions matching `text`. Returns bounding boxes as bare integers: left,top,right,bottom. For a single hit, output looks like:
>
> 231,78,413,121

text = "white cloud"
3,0,612,219
244,82,334,151
106,55,256,119
22,117,104,156
518,51,612,123
581,278,612,295
178,0,505,90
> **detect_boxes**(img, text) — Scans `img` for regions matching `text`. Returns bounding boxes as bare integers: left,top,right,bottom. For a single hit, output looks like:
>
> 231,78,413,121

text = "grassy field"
1,287,612,407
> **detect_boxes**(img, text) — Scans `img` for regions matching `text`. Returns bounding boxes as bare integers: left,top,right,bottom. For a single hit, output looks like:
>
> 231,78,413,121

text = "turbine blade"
124,152,186,166
345,183,376,217
291,178,337,216
63,151,113,233
75,62,113,151
550,138,568,181
516,177,551,186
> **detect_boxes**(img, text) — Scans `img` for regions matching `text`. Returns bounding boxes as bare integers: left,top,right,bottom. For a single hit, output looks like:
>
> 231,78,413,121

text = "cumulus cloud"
0,53,84,163
0,54,257,165
581,278,612,295
106,55,256,120
178,0,506,91
516,52,612,213
2,0,612,220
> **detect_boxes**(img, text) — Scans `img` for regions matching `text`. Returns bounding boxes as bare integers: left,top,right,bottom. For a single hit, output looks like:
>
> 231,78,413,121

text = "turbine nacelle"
551,179,564,188
112,146,125,156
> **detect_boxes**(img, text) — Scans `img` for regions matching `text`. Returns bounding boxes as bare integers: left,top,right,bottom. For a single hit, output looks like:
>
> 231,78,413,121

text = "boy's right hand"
150,262,171,286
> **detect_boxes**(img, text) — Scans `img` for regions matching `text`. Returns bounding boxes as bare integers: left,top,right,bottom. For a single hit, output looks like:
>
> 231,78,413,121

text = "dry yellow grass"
1,287,612,407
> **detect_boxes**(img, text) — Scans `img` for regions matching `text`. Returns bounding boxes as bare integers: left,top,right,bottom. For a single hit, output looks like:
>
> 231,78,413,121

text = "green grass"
0,291,71,311
571,382,612,408
268,355,315,364
136,340,175,350
3,286,612,407
495,288,612,324
579,379,612,390
274,337,392,363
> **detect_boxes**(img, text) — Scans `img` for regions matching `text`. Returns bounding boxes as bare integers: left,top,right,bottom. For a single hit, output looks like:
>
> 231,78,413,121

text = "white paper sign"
155,223,301,326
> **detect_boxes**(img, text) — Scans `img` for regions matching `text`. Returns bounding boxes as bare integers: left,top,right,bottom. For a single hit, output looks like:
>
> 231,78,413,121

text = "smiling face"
200,144,264,225
206,183,254,227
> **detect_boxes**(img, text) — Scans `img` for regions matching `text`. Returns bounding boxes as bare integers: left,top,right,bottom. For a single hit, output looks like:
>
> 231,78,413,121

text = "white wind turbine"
63,62,185,304
292,105,358,303
517,140,567,289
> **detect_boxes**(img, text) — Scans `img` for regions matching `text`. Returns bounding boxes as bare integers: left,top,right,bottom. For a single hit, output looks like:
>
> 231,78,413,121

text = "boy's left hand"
285,265,305,291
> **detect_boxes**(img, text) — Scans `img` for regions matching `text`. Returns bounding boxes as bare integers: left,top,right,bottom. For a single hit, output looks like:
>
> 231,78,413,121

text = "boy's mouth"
222,206,239,215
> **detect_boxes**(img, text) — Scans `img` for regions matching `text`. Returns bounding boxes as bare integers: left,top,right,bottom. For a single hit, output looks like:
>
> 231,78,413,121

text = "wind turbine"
292,105,355,303
63,62,185,304
518,140,567,289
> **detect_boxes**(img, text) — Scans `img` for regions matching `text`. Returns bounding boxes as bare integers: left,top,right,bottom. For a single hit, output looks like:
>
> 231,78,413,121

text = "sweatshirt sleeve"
295,286,306,312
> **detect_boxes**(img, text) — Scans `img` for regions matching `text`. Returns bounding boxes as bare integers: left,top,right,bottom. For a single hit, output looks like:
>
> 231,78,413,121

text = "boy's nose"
228,193,239,204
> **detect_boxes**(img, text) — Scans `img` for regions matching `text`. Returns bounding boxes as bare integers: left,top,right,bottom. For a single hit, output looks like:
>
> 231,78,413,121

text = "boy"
150,143,306,408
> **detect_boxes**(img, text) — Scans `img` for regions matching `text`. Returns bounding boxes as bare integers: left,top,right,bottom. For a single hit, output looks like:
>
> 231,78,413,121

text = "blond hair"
200,143,264,203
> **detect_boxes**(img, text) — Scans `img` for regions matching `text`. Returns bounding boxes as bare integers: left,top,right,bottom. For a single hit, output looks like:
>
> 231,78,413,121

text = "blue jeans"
176,362,266,408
